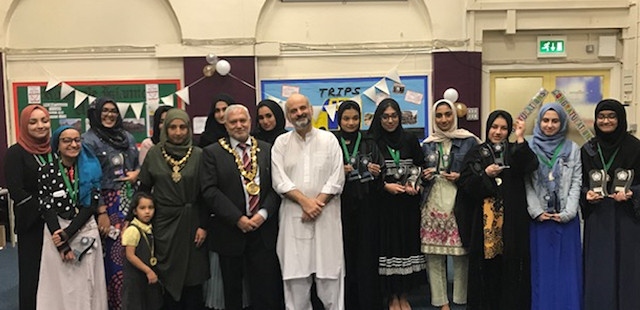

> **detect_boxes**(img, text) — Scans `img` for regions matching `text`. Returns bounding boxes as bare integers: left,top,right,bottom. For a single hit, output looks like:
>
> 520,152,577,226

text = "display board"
260,75,428,131
12,80,181,143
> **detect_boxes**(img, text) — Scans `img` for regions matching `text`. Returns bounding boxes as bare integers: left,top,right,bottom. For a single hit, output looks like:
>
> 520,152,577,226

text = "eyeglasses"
596,113,617,120
101,108,119,115
60,137,82,144
381,113,399,121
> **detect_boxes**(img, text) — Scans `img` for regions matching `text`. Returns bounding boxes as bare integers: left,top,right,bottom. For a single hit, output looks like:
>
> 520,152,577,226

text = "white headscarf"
423,99,481,143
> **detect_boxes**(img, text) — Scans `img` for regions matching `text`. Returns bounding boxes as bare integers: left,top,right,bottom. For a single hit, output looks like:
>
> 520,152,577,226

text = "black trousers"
218,231,284,310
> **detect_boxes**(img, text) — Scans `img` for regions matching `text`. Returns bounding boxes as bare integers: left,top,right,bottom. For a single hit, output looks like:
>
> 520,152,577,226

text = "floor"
0,244,465,310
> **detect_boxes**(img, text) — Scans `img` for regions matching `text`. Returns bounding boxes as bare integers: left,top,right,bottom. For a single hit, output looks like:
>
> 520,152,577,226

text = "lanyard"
597,144,620,172
536,142,564,169
386,146,401,166
35,153,53,166
131,223,156,266
340,133,362,164
438,142,448,168
58,160,79,204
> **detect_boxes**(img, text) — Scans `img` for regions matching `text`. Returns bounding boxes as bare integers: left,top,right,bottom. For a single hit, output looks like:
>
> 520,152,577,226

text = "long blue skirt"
530,217,582,310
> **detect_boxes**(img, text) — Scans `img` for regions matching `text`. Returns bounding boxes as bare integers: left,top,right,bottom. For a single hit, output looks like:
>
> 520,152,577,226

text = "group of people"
4,91,640,310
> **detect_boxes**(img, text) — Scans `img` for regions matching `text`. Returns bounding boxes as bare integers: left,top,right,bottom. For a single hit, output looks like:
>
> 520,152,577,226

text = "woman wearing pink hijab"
5,105,52,310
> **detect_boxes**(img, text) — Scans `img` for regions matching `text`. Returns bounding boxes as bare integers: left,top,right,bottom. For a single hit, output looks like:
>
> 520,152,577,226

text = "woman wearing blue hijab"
36,125,107,309
525,104,582,310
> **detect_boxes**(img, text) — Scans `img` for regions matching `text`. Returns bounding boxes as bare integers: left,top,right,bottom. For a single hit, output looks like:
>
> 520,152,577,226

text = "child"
121,192,163,310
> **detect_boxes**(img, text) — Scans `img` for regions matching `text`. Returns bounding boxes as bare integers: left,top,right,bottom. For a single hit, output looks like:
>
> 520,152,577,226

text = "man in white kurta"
272,93,345,310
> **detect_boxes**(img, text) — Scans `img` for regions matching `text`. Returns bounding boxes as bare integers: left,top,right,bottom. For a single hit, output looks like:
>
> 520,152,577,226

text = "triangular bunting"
46,79,61,92
73,91,88,109
116,103,130,116
175,87,190,105
385,67,402,84
350,94,362,105
374,78,390,95
324,104,337,122
88,95,96,105
130,103,144,120
312,105,322,121
147,101,159,112
161,94,174,107
362,87,377,102
59,83,75,99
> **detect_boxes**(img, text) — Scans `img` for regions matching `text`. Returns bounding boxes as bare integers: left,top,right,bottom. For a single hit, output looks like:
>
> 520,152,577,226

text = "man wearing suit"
200,104,284,310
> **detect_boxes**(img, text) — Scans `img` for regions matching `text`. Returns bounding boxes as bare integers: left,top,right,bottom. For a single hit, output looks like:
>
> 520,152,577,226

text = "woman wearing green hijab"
138,108,210,309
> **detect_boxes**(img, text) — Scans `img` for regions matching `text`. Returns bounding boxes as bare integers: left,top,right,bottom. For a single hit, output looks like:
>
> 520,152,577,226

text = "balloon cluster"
443,87,468,118
202,53,231,77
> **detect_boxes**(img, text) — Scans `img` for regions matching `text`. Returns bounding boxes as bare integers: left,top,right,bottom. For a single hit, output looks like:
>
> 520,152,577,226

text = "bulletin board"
260,75,428,131
12,80,181,143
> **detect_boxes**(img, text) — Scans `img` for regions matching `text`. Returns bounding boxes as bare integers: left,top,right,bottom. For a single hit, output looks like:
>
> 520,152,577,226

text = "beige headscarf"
423,99,481,143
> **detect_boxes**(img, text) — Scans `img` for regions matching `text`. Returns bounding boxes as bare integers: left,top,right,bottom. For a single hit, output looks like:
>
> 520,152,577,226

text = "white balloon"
205,53,218,65
443,88,459,103
216,60,231,76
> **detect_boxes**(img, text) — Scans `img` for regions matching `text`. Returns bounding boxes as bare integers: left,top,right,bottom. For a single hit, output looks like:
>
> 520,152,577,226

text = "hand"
237,216,258,233
609,190,632,202
344,164,354,174
586,190,604,203
422,167,436,181
97,210,110,237
119,170,140,184
404,183,418,196
60,250,75,262
384,183,406,195
484,164,503,178
514,119,526,141
51,229,65,247
301,212,315,222
300,197,324,220
441,171,460,182
249,214,265,228
194,228,207,247
367,163,382,177
537,212,554,222
146,270,158,284
550,214,562,222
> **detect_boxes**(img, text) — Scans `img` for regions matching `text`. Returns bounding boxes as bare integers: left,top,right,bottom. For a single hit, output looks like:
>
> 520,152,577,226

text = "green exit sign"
537,36,567,58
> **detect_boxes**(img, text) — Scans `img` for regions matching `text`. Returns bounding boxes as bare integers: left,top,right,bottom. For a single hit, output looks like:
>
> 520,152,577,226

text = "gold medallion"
171,166,181,183
150,257,157,266
246,181,260,196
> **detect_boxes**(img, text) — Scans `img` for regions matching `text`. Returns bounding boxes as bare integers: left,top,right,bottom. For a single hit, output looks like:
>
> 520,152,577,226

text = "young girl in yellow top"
121,192,163,310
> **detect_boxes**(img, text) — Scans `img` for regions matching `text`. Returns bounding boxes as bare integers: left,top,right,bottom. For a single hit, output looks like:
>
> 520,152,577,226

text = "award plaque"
347,156,361,182
589,169,608,196
613,168,634,194
492,142,508,168
440,153,453,174
405,165,423,189
425,151,440,174
358,154,374,183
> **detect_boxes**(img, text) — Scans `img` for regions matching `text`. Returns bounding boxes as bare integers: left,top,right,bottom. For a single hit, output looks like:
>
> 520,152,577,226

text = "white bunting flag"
374,78,390,95
175,87,190,105
385,67,402,84
161,94,174,107
130,102,144,120
46,79,61,92
350,94,362,105
59,83,75,99
324,104,337,122
87,95,96,105
116,103,130,116
362,86,377,102
74,91,88,109
312,105,322,121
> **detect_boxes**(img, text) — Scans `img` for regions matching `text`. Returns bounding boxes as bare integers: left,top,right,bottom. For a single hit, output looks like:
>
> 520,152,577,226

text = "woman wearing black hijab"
335,100,385,309
198,94,236,147
580,99,640,310
454,110,537,310
252,99,288,144
139,105,173,164
367,98,426,310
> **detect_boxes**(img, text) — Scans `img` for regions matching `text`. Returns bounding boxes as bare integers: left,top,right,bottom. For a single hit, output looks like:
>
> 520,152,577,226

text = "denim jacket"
82,129,139,190
421,136,478,202
525,142,582,222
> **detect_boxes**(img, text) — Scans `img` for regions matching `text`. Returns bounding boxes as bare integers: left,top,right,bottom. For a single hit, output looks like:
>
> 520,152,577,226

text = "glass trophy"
613,168,634,194
425,151,440,174
358,154,374,183
405,165,423,190
347,157,361,182
440,152,453,174
111,153,125,180
589,169,608,196
491,142,508,168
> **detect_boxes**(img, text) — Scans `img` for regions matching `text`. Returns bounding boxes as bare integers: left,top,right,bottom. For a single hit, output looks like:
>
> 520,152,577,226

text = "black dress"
4,144,46,310
580,135,640,310
335,132,385,310
454,141,538,310
122,222,163,310
376,132,427,296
